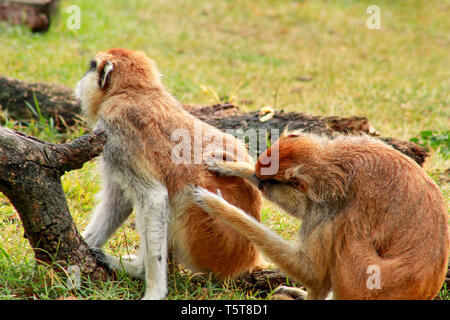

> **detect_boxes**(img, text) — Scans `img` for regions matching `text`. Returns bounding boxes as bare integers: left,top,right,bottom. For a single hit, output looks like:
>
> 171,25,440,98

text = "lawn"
0,0,448,300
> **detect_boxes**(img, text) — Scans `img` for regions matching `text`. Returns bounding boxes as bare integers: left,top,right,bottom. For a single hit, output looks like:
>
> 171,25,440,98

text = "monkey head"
75,48,163,122
255,131,348,218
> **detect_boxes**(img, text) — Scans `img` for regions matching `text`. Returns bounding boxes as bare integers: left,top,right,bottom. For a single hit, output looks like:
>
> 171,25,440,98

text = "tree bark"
0,76,81,127
236,268,299,292
0,76,428,166
0,126,108,280
184,104,429,166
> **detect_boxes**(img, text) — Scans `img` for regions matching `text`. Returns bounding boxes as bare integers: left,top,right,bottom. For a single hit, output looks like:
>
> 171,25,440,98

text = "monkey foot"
272,285,308,300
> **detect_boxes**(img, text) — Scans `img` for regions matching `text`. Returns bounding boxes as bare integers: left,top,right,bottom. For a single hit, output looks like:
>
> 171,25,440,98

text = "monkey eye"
259,179,280,185
289,178,306,192
88,60,97,71
290,180,299,188
258,179,279,191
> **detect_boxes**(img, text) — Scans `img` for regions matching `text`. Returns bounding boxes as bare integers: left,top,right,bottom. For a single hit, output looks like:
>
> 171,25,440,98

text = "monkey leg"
91,188,170,300
134,196,169,300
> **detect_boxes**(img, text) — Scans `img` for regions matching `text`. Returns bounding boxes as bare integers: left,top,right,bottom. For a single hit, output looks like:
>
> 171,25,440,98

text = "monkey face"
255,130,347,215
75,58,113,120
257,178,308,219
254,131,330,218
75,48,163,122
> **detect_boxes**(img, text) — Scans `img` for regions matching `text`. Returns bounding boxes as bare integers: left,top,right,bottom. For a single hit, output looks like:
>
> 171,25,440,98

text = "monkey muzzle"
257,179,269,196
257,178,280,197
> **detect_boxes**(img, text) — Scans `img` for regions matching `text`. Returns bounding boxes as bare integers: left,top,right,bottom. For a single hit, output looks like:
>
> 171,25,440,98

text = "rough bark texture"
184,104,428,166
0,0,59,32
0,126,108,280
0,76,81,127
0,76,428,166
236,268,299,292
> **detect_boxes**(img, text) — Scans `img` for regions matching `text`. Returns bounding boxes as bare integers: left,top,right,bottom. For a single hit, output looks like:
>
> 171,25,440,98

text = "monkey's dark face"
75,56,115,122
81,59,114,88
254,131,349,218
256,177,308,219
87,59,97,73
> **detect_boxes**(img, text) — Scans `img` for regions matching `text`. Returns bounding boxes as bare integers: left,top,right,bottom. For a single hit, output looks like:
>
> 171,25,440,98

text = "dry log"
0,76,428,166
184,104,428,166
0,76,81,127
236,268,300,293
0,126,108,280
0,0,59,32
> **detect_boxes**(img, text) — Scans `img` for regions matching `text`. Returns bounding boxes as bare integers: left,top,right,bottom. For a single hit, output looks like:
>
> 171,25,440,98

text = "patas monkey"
194,131,449,299
75,48,265,300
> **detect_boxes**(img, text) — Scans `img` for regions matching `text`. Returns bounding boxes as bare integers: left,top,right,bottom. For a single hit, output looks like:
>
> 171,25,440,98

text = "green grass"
0,0,448,300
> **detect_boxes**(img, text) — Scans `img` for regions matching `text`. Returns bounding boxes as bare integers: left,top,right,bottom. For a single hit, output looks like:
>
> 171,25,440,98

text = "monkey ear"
290,177,307,193
285,167,308,193
282,125,302,139
99,61,114,90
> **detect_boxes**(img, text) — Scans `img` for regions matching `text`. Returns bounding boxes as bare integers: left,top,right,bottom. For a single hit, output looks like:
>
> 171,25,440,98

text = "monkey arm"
208,161,259,187
193,187,317,289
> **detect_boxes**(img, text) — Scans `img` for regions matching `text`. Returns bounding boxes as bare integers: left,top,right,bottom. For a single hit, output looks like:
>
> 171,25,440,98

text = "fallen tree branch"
0,0,60,32
0,126,108,280
236,268,300,293
0,76,428,166
184,104,428,166
0,76,81,127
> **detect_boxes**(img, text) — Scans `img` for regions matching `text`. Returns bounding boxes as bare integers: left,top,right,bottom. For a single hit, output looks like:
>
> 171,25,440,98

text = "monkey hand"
272,285,308,300
207,161,256,179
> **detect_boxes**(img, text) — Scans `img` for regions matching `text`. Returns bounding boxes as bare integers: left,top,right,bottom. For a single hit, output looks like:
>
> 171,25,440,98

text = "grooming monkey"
194,131,450,299
75,48,265,300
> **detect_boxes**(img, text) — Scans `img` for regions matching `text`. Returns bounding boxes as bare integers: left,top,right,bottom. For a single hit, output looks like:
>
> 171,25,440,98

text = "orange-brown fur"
198,131,449,299
177,175,262,279
77,48,264,298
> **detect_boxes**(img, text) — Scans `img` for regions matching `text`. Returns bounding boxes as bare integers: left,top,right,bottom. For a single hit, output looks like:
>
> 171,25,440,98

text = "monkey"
194,130,450,299
75,48,266,300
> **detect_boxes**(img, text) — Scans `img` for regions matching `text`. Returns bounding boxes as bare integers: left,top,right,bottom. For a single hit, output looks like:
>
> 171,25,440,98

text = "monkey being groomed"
194,130,449,300
75,48,266,300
